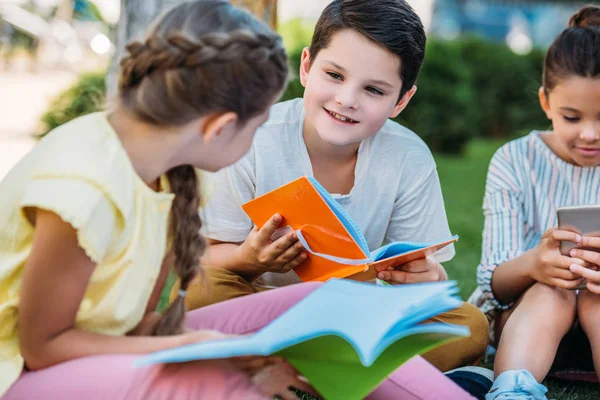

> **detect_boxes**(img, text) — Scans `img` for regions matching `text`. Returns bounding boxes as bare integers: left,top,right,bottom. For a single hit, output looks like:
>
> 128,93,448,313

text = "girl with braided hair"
0,1,321,399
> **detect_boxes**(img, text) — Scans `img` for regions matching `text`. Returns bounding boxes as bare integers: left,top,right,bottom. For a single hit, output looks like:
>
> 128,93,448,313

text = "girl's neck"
107,108,183,189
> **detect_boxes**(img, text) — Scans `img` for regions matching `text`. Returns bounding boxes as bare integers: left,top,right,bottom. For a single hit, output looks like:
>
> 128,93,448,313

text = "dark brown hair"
117,0,288,336
308,0,426,100
543,5,600,94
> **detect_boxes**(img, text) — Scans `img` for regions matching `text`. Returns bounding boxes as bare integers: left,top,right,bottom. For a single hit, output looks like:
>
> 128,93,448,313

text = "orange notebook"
242,176,458,282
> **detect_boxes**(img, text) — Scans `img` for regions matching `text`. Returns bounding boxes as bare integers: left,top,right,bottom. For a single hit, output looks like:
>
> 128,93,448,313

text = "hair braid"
115,0,288,337
152,165,206,336
119,30,286,91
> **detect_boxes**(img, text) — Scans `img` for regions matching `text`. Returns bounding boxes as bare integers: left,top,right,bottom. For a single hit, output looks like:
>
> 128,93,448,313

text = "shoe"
445,366,494,400
485,370,548,400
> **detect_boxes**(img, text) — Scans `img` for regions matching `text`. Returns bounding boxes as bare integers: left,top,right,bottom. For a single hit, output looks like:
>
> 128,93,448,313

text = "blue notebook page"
135,280,469,400
307,176,370,254
306,177,457,263
370,235,459,261
135,279,468,366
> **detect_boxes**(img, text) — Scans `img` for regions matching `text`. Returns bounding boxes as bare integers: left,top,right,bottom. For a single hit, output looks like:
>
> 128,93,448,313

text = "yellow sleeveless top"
0,112,209,396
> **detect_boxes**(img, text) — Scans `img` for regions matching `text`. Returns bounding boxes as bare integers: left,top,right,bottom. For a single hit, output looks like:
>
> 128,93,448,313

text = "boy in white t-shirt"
176,0,490,378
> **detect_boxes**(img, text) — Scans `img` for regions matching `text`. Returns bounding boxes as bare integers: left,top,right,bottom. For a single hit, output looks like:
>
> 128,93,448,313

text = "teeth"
328,110,355,123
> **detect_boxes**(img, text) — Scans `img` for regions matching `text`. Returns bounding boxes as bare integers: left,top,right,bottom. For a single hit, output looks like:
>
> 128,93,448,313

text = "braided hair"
116,0,288,336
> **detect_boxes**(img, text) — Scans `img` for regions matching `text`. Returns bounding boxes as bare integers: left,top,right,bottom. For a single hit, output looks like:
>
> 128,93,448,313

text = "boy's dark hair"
308,0,426,100
543,5,600,94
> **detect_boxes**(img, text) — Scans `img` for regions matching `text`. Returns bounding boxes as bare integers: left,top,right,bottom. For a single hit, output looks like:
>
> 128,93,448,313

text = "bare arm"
18,209,213,370
490,229,586,305
488,248,538,305
204,239,261,281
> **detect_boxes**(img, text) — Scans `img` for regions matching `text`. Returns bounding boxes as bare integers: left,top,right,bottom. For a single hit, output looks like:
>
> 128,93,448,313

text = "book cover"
242,176,457,282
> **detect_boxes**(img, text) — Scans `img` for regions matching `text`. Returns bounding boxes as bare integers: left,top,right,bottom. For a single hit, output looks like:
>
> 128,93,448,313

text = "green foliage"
396,39,476,155
396,36,548,153
278,18,314,56
38,37,550,155
39,72,106,137
456,36,548,140
280,46,305,101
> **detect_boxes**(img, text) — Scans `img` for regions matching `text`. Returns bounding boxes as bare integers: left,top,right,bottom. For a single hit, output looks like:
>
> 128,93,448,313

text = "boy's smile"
300,29,411,149
323,107,360,125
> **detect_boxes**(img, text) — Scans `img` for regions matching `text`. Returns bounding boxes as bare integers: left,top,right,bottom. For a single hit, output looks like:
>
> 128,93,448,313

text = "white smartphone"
557,205,600,290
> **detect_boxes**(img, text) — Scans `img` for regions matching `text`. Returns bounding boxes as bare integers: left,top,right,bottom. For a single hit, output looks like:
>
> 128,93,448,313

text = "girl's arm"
487,248,539,305
18,209,216,370
489,229,585,305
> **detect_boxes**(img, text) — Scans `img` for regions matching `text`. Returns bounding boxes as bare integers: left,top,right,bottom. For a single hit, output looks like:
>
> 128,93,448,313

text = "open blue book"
241,176,458,282
136,279,469,400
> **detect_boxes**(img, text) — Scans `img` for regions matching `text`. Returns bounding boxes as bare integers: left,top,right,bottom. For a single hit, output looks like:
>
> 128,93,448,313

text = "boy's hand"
238,214,307,275
529,228,587,289
376,256,447,284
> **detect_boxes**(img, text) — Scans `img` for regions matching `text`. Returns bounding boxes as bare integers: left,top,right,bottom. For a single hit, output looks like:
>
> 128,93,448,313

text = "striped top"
474,131,600,319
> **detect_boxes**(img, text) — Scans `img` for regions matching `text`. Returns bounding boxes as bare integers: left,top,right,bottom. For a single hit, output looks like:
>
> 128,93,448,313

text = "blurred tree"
231,0,277,29
105,0,179,98
55,0,74,22
106,0,278,97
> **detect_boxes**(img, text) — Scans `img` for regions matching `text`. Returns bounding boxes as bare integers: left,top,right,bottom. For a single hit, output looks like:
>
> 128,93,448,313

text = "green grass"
436,139,507,300
159,139,600,399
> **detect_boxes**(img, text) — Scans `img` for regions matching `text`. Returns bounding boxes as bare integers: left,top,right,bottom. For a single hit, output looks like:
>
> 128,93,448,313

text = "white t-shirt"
201,98,455,287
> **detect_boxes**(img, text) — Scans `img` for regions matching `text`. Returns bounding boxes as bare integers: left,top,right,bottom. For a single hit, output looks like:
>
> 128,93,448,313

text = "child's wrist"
232,245,262,281
525,247,542,281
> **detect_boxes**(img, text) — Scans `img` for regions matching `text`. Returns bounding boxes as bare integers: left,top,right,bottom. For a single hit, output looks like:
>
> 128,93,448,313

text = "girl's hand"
238,214,307,275
530,228,587,289
568,235,600,294
168,330,320,398
569,264,600,294
250,361,319,400
376,256,447,284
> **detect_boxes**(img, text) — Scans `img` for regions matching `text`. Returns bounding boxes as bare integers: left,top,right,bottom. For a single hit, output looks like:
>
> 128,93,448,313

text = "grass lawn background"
159,138,600,399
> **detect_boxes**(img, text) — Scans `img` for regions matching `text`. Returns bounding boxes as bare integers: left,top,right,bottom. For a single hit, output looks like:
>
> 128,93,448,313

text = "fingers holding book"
376,256,447,284
239,214,308,274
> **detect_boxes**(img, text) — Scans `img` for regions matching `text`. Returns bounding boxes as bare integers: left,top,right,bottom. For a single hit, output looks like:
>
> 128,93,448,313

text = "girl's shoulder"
490,131,550,167
28,112,138,216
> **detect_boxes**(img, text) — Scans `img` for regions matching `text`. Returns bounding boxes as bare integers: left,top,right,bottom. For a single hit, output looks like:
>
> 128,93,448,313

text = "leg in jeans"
422,302,490,371
172,266,268,310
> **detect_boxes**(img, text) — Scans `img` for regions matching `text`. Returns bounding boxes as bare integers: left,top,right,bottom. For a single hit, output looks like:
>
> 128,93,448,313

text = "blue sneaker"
486,370,548,400
445,366,494,400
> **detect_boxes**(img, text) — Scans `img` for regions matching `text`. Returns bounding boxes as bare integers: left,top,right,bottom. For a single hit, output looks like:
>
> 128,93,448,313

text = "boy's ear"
299,47,311,88
389,85,417,118
538,87,552,119
201,112,238,142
